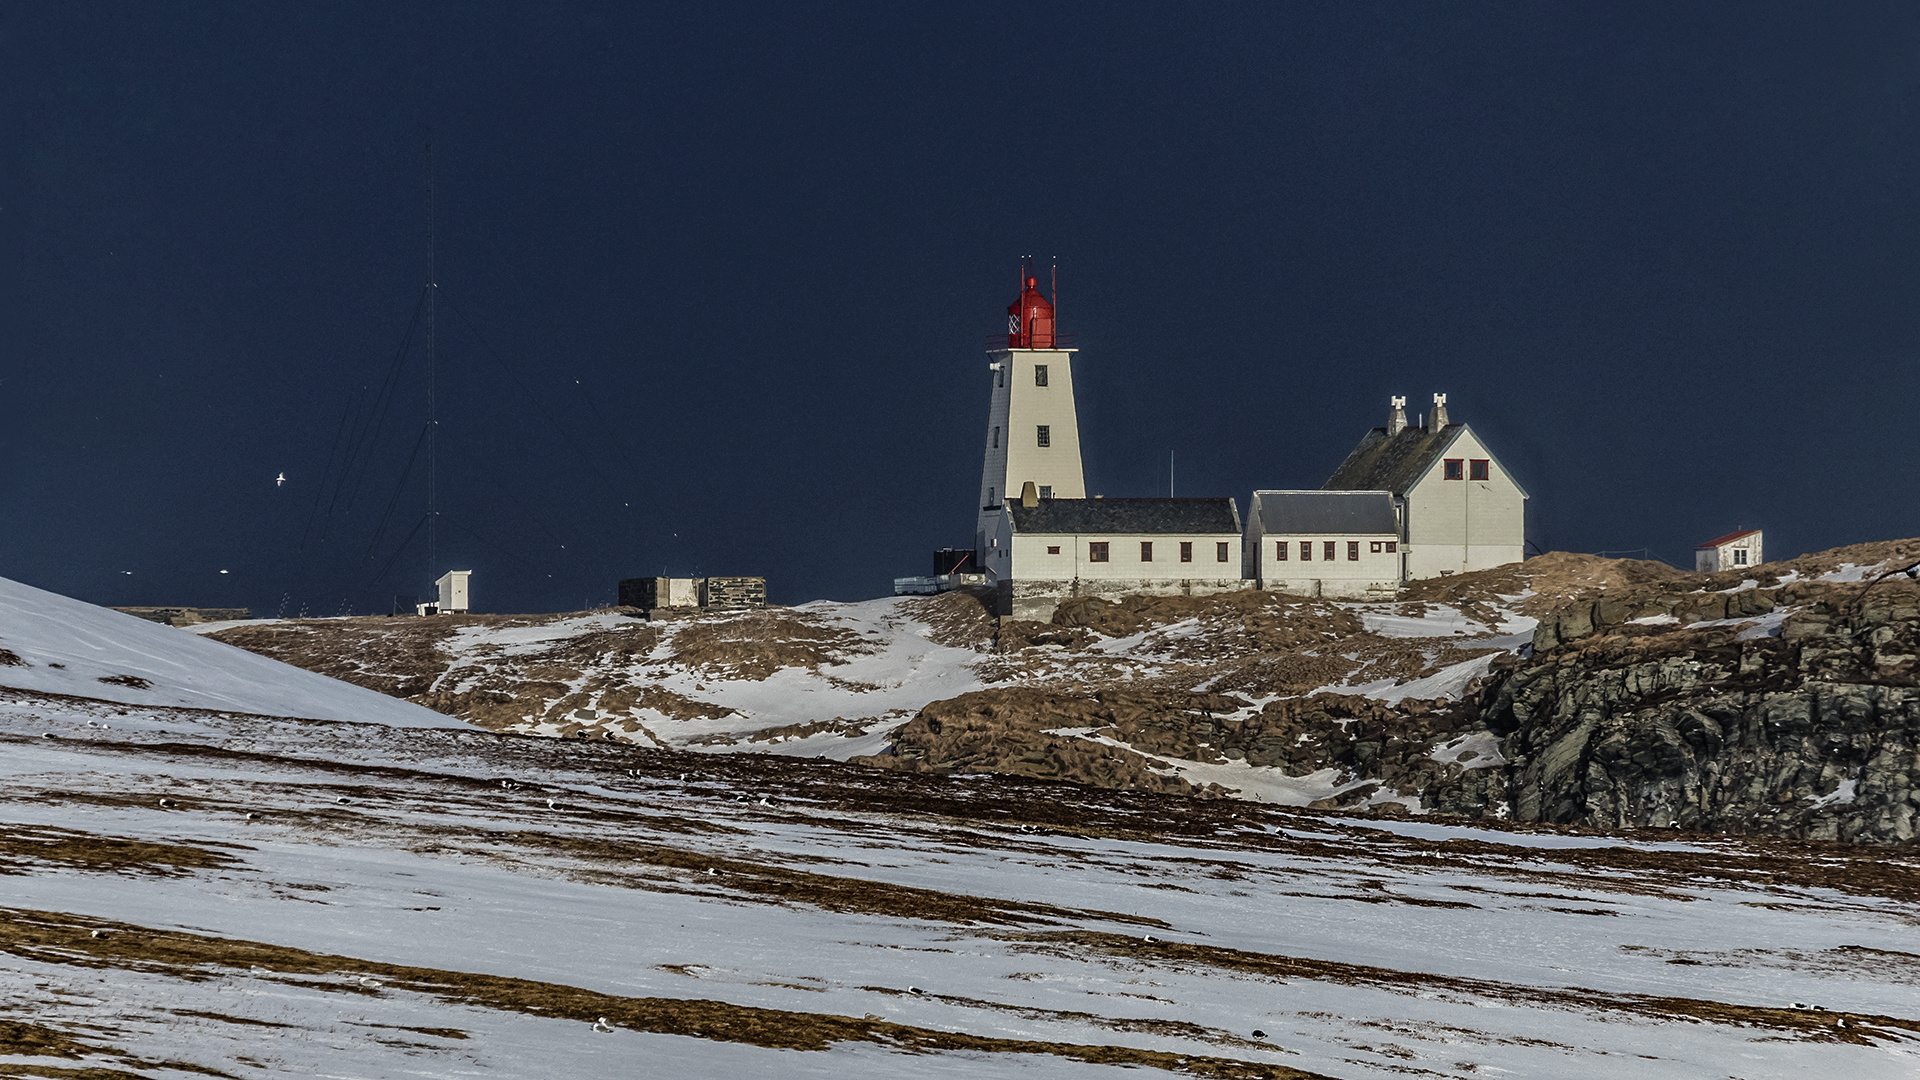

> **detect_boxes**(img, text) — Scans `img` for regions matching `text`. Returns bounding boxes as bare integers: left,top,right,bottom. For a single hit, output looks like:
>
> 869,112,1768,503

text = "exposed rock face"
1490,581,1920,843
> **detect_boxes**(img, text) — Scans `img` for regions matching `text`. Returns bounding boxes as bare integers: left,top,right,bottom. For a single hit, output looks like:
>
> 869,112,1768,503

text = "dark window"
1180,541,1193,563
1734,548,1748,565
1370,541,1383,553
997,367,1004,388
1275,541,1288,561
1034,364,1048,386
1323,541,1337,561
1300,541,1313,561
1348,541,1360,561
987,487,994,506
991,426,999,449
1140,541,1154,562
1386,541,1397,553
1444,459,1464,480
1089,542,1109,562
1047,545,1061,555
1470,459,1489,481
1039,485,1052,499
1217,542,1230,562
1036,425,1050,447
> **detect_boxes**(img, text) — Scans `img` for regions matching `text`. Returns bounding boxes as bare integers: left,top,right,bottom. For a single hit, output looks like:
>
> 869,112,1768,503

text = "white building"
1695,529,1763,572
1245,490,1400,599
982,490,1246,620
418,570,470,616
975,275,1086,557
1324,394,1528,580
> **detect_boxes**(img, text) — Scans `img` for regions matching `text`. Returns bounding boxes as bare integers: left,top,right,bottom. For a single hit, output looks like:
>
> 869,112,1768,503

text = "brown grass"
0,907,1328,1079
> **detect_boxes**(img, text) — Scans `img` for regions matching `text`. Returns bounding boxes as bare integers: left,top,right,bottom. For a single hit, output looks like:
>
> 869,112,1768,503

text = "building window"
1733,548,1747,565
1217,542,1230,562
1470,459,1489,481
997,368,1005,388
1089,542,1109,562
987,487,995,506
1323,541,1337,561
1444,459,1464,480
1300,541,1312,561
1140,541,1153,562
1180,541,1193,562
1276,541,1288,561
1370,541,1382,553
1348,541,1360,561
1039,485,1052,499
1386,541,1397,553
991,426,999,449
1034,364,1048,387
1047,545,1060,555
1037,425,1050,447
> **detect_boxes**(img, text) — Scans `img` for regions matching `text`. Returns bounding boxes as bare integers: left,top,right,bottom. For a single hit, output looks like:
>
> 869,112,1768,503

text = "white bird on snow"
592,1017,614,1033
359,976,382,989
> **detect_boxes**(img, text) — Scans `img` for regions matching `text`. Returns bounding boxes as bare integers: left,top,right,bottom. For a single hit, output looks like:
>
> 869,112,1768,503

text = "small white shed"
1695,530,1763,572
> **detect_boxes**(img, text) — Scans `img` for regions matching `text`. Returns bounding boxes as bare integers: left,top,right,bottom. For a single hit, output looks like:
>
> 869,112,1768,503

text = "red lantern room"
1006,275,1055,348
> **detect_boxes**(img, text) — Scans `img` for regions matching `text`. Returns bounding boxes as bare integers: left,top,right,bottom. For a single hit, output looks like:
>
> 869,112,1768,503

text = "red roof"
1696,529,1760,549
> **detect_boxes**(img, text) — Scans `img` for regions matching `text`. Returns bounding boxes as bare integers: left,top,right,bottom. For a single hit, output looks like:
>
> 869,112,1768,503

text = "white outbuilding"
1245,490,1401,599
1695,530,1763,572
1324,394,1528,581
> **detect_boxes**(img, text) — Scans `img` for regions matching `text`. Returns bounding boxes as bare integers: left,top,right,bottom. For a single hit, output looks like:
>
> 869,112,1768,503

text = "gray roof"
1007,497,1241,535
1323,424,1463,494
1253,490,1396,535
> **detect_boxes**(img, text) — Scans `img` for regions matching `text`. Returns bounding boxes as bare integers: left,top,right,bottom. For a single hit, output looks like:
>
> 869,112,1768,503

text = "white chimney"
1430,393,1449,430
1387,395,1408,436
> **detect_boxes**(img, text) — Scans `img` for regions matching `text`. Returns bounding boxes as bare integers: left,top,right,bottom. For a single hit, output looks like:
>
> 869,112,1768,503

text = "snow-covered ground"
0,575,457,728
0,690,1912,1079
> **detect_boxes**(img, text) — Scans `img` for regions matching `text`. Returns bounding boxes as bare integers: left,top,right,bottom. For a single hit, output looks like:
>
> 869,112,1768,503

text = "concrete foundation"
999,577,1253,621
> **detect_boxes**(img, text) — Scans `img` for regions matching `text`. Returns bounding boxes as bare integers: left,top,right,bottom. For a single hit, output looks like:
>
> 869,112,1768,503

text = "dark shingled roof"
1253,490,1396,535
1323,424,1463,494
1007,498,1241,535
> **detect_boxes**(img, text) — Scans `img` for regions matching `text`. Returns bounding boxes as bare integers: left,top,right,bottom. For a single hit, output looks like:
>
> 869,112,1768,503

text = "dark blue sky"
4,3,1918,612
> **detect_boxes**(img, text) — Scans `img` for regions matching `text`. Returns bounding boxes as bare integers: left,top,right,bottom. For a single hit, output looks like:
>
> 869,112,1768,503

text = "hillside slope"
0,687,1914,1078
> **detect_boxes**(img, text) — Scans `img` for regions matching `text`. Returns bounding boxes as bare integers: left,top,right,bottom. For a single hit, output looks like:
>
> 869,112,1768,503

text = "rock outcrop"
1490,579,1920,842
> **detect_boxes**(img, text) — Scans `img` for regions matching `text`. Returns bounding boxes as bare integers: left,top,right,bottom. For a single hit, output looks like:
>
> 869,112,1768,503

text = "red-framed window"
1216,542,1230,562
1300,541,1313,561
1179,541,1193,563
1444,459,1464,480
1370,541,1383,553
1089,542,1109,562
1348,541,1360,561
1323,540,1337,561
1140,541,1154,562
1046,545,1060,554
1275,541,1289,561
1386,541,1398,553
1470,459,1489,481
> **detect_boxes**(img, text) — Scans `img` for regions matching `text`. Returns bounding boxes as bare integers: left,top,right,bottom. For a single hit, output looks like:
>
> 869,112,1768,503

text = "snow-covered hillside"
0,575,457,727
0,690,1913,1079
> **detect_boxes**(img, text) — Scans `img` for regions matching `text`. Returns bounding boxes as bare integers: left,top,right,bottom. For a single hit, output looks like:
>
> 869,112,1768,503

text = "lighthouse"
975,268,1086,556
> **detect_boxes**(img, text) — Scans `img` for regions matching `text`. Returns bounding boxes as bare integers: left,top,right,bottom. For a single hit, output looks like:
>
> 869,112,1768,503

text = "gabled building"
1695,530,1762,572
1324,394,1528,580
982,490,1246,620
1245,490,1400,598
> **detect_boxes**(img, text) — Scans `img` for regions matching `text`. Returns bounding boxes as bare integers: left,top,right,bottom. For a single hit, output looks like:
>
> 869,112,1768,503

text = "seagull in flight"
275,472,286,487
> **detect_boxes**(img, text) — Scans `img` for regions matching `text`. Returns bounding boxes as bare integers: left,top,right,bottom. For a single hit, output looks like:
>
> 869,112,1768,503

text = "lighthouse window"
991,426,999,449
1034,364,1048,387
1036,425,1050,447
1039,486,1052,499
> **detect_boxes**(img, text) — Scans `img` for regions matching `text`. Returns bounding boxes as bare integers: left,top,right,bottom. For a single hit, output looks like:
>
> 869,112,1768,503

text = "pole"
425,140,438,599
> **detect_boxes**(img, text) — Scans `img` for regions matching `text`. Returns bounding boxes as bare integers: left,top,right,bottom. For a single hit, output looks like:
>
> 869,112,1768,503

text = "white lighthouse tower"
975,267,1085,555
